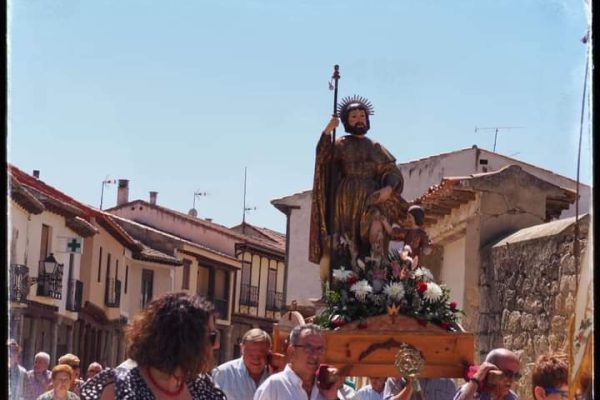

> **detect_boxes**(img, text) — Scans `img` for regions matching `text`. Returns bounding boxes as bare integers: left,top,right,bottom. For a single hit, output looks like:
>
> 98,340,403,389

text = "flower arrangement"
315,247,464,331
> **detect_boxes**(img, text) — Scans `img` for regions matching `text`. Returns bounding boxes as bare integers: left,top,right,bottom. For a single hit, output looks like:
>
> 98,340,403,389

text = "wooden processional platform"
273,312,474,378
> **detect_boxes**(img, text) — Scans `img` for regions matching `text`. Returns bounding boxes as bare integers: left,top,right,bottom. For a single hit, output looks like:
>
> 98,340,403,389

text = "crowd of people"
8,292,582,399
8,339,103,400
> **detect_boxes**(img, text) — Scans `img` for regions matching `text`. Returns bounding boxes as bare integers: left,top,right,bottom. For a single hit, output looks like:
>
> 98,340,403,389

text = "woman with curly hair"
80,292,225,399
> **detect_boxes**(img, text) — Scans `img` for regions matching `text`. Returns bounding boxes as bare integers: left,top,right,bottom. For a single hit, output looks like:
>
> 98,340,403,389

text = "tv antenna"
242,167,256,228
188,190,208,217
474,126,525,152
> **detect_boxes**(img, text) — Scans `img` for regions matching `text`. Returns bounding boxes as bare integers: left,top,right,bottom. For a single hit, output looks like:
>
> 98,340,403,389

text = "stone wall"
478,217,588,399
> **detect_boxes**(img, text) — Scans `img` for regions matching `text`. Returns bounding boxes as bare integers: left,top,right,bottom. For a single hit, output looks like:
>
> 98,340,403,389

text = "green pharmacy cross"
67,238,81,253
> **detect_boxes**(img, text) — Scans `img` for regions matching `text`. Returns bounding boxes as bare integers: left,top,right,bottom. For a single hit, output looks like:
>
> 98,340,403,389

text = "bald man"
454,348,521,400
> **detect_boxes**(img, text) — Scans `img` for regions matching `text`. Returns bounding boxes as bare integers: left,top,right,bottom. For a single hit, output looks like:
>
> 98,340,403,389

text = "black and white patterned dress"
80,360,226,400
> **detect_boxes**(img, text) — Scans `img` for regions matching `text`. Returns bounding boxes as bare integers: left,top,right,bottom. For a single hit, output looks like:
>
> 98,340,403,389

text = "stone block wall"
478,218,588,399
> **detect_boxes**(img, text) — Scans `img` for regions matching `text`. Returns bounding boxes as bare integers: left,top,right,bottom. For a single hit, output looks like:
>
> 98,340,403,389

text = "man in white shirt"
356,377,387,400
212,328,272,400
254,324,343,400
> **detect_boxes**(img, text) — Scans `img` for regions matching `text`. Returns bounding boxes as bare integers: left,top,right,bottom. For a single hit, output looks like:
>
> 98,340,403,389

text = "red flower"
417,282,428,294
450,302,457,311
347,276,359,286
440,322,450,330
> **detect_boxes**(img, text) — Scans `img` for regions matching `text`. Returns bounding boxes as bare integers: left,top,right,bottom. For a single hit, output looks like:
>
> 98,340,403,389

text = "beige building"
412,165,577,333
107,181,286,360
8,165,182,369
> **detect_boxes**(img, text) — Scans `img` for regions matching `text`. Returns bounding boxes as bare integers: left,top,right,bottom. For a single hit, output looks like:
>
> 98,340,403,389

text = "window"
116,260,119,280
106,253,111,280
214,269,229,320
97,247,103,282
125,265,129,294
40,224,51,261
182,259,191,290
266,268,278,310
240,261,253,305
141,269,154,309
197,265,209,297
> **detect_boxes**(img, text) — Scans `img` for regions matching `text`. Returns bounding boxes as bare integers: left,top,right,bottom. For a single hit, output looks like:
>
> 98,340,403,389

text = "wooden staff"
327,65,340,284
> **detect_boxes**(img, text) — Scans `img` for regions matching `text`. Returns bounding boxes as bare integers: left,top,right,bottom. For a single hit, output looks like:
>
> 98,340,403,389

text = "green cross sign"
67,238,81,253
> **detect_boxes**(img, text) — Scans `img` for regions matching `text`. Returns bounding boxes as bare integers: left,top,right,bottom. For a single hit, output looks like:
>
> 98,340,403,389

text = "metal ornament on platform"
394,343,426,400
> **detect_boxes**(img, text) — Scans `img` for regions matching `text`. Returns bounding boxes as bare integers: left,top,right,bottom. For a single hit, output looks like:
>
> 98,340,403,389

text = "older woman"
37,364,80,400
80,292,225,400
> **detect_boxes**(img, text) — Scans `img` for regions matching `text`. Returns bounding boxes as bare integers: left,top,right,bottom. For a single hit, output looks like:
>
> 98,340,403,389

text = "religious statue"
309,95,409,283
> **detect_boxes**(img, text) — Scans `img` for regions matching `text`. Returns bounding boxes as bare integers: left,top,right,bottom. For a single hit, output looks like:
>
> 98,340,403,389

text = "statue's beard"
347,123,369,136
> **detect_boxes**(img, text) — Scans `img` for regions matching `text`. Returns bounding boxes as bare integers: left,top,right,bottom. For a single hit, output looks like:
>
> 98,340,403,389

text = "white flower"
383,282,405,301
414,267,434,282
332,267,354,282
350,279,373,302
423,282,443,302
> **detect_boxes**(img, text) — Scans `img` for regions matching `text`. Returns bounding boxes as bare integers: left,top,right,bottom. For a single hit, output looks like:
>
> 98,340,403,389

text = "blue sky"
8,0,591,233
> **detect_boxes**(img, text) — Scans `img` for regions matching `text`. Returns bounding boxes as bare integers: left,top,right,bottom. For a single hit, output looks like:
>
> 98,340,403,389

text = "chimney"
33,170,40,179
149,191,158,205
117,179,129,206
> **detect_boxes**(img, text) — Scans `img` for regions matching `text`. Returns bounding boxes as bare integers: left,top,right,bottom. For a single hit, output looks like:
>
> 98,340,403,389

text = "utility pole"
474,126,524,152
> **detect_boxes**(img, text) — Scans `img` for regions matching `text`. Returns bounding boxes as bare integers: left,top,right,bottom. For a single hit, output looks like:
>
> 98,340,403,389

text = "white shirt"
212,357,269,400
254,364,326,400
356,384,384,400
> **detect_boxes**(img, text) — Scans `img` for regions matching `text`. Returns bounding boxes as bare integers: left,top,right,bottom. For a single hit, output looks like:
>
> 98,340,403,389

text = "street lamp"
42,253,59,275
100,179,117,210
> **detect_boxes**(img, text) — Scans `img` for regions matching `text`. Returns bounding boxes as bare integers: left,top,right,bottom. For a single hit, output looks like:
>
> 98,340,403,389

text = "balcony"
104,278,121,308
66,279,83,312
9,264,30,304
266,291,283,311
240,284,259,307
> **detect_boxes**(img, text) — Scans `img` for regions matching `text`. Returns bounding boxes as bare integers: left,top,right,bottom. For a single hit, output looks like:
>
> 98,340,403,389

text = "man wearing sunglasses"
531,352,569,400
254,324,350,400
454,348,521,400
212,328,272,400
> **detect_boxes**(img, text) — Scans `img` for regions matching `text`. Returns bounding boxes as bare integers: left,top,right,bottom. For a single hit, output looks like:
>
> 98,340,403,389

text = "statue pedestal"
273,313,474,378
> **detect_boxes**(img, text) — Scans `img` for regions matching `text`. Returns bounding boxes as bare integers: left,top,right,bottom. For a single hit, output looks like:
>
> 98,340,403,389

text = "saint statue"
309,95,409,284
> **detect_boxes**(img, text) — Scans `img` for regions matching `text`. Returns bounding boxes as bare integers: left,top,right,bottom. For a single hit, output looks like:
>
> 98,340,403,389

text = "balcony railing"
66,279,83,312
9,264,30,304
213,298,229,320
36,261,64,300
104,278,121,308
240,284,259,306
266,291,283,311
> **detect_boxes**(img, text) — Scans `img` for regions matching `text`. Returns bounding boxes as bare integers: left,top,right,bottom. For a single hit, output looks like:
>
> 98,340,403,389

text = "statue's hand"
323,116,340,135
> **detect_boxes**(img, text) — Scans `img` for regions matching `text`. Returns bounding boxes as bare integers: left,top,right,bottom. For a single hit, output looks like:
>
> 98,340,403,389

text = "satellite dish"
188,208,198,217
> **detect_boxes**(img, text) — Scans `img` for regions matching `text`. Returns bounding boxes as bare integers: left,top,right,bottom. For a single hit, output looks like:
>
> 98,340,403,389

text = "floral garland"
315,247,464,331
